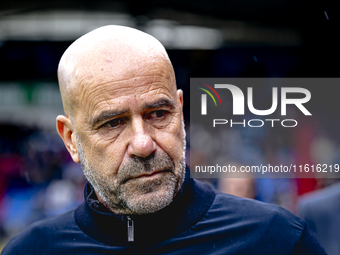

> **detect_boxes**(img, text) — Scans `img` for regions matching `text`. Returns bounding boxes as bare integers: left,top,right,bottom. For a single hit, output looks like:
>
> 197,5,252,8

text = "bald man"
56,25,186,215
2,26,326,255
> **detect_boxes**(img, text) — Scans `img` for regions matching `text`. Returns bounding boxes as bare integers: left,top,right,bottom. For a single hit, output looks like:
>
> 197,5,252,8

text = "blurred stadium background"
1,0,340,251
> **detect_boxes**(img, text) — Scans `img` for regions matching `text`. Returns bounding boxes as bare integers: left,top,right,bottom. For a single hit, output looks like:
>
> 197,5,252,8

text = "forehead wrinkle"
77,72,174,107
74,55,175,98
82,88,177,128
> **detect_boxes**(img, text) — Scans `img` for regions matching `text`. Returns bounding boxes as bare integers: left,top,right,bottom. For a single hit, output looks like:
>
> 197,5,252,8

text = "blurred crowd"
0,126,87,249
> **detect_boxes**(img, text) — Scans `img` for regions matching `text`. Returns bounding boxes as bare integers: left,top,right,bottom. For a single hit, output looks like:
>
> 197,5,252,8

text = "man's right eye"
102,118,126,128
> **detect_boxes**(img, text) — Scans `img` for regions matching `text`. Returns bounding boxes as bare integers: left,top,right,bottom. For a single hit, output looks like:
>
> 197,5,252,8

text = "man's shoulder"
1,207,78,255
194,179,305,231
21,207,76,233
191,180,306,240
166,181,326,254
210,190,305,230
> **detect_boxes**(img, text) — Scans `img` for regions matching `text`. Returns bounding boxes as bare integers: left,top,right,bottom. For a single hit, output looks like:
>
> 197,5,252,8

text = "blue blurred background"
1,0,340,251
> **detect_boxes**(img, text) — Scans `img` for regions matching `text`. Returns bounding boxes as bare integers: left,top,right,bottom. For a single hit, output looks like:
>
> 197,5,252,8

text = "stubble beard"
76,123,186,215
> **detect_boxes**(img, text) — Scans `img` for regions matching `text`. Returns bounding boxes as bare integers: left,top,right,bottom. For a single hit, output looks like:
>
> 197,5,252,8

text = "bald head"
58,25,174,118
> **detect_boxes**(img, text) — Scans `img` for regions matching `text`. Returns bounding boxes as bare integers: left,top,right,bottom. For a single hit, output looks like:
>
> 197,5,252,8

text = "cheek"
82,134,125,175
155,120,184,161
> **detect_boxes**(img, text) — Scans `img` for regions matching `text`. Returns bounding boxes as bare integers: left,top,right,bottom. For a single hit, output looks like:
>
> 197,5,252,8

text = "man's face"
72,57,186,214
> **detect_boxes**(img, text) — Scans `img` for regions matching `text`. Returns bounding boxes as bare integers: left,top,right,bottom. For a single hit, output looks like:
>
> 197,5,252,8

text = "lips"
136,170,168,178
123,169,170,184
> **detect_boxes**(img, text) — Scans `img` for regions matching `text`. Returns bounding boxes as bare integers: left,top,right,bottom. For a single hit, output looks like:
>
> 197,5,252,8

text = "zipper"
127,216,134,242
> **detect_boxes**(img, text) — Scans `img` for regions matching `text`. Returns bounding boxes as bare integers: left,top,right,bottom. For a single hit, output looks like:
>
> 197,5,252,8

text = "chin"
125,184,175,214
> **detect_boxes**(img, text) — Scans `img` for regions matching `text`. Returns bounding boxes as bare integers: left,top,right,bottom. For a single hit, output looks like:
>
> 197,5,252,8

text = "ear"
177,89,184,119
56,115,80,163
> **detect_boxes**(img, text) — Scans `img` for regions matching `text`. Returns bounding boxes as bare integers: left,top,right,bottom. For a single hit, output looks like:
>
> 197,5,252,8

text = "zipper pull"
127,216,134,242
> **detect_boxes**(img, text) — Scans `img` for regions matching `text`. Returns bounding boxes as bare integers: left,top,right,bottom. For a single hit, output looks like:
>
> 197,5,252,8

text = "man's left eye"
148,110,167,119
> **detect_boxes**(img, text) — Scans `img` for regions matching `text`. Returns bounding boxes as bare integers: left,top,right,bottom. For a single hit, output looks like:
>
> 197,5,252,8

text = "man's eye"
148,110,167,119
103,119,126,128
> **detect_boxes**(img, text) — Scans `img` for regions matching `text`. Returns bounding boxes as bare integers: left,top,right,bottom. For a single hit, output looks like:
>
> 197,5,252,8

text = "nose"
127,117,156,158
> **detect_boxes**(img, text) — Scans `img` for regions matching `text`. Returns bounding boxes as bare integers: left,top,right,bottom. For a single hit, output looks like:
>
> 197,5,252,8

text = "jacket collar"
74,167,216,246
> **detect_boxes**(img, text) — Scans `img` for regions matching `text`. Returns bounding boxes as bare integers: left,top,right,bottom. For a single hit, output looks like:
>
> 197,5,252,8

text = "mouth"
123,170,170,184
137,170,169,177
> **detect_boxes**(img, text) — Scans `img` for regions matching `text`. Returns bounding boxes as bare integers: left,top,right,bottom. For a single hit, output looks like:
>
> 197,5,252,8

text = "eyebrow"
91,98,176,127
142,98,176,111
91,109,127,127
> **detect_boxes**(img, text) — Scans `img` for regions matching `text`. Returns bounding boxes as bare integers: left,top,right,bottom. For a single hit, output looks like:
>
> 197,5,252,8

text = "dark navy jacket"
2,169,326,255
